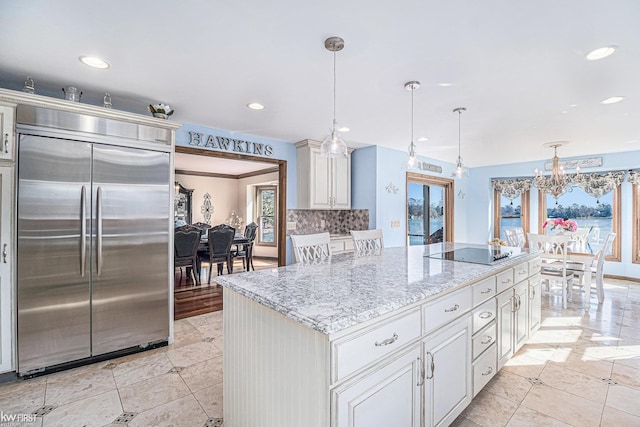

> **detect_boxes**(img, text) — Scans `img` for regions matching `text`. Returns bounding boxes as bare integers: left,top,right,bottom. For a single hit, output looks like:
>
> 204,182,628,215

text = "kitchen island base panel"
223,289,330,427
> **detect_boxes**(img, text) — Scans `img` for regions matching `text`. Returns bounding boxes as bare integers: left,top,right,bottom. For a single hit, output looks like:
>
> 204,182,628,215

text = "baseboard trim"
606,274,640,284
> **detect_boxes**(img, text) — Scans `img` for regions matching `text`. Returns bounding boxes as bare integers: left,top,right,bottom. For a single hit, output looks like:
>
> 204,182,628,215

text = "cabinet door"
333,345,421,427
424,315,472,427
0,104,15,162
309,147,332,208
528,274,542,335
514,281,529,353
0,165,14,372
496,290,514,369
332,155,351,209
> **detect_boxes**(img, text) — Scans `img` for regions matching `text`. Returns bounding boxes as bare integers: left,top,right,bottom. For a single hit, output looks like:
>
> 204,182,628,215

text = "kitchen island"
216,243,541,427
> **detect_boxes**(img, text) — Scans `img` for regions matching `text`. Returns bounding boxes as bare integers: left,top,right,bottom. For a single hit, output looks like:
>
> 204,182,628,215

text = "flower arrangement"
488,238,508,246
542,217,578,233
148,103,174,118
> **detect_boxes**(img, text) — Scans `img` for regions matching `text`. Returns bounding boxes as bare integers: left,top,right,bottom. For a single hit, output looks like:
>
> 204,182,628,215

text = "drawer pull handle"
481,366,494,376
502,279,511,284
444,304,459,313
375,333,398,347
2,243,6,263
3,134,7,154
518,270,527,275
481,335,493,345
480,288,493,294
479,312,493,319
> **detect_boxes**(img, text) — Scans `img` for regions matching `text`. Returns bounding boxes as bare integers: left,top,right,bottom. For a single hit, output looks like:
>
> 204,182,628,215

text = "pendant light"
320,36,348,158
453,107,467,178
405,81,420,168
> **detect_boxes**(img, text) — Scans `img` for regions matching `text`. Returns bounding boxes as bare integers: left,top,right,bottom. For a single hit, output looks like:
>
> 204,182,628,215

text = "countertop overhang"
216,242,538,335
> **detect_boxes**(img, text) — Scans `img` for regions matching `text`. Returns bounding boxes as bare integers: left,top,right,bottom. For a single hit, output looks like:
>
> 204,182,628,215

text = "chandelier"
405,81,420,168
534,141,579,201
320,36,348,158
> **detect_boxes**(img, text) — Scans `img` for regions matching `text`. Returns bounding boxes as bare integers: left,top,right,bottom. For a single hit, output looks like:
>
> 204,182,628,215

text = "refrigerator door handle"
97,186,103,276
81,185,87,277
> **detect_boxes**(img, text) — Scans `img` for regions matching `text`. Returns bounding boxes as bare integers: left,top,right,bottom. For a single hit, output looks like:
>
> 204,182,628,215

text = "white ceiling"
1,1,639,167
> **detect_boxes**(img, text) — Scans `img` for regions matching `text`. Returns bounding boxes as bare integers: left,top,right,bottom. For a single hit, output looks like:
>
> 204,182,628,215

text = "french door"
407,173,454,246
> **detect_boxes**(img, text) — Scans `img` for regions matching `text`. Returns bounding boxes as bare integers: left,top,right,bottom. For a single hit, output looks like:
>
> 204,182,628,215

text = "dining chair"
174,229,201,285
504,227,526,248
290,232,331,263
567,227,590,253
350,229,384,255
202,225,236,283
590,232,616,303
233,222,258,271
527,233,574,309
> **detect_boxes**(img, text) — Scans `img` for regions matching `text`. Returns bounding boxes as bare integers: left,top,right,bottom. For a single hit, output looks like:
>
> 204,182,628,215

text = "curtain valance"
572,171,626,201
491,179,532,201
628,170,640,186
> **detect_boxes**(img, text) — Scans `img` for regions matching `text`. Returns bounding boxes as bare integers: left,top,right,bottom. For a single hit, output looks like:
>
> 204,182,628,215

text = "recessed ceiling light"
561,110,568,114
569,104,577,107
338,126,350,132
247,102,265,110
586,46,617,61
601,96,624,104
79,56,110,69
417,137,429,142
438,83,453,87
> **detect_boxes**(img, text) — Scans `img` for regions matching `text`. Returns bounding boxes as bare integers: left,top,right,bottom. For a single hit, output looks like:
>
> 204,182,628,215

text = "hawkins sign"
188,131,274,157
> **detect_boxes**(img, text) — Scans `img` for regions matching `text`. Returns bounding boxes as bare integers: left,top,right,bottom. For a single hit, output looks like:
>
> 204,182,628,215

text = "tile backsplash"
287,209,369,235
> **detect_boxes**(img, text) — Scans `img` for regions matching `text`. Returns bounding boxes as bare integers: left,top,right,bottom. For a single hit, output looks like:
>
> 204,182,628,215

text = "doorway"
406,172,454,245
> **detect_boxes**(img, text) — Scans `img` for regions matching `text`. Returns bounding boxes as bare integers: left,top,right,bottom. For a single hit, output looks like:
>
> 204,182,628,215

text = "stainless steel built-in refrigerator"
16,106,171,375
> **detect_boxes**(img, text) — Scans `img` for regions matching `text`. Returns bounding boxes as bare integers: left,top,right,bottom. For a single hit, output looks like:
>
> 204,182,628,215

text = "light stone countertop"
215,242,538,335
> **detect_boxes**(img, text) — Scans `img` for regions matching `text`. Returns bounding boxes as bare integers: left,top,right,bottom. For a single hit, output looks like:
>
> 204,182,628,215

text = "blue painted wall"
351,145,468,248
469,150,640,278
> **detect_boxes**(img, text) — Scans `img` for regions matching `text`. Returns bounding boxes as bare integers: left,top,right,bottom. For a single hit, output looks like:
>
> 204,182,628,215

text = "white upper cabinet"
296,139,352,209
0,103,16,162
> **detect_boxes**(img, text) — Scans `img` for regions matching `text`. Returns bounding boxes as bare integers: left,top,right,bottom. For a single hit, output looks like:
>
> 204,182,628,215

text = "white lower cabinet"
333,345,421,427
514,281,529,352
497,289,514,369
528,274,542,335
497,278,531,369
423,315,472,427
0,165,14,373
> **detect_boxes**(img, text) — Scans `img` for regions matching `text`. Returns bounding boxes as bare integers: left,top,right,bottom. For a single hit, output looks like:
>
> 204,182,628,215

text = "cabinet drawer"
423,288,472,334
332,308,421,383
514,262,529,284
472,321,496,359
472,299,496,334
472,276,496,306
528,258,542,275
496,268,514,294
473,343,497,396
343,239,354,252
329,240,344,253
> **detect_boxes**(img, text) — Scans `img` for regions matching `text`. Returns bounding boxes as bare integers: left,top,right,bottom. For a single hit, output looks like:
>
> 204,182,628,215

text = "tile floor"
453,278,640,427
0,278,639,427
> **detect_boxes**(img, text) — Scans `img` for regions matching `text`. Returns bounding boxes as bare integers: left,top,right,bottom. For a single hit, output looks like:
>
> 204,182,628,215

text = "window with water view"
257,186,276,245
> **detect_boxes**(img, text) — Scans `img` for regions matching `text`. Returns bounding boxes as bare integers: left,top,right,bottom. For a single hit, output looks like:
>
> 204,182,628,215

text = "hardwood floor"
174,257,277,320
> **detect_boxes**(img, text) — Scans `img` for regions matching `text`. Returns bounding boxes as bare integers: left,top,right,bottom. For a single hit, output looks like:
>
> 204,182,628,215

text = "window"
493,190,530,241
538,185,620,260
406,173,454,245
256,186,277,246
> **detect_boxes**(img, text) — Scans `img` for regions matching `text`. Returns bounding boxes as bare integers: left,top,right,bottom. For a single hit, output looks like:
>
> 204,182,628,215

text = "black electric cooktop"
425,247,513,265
